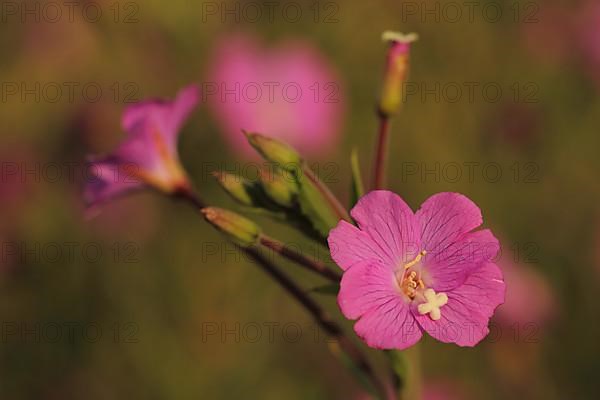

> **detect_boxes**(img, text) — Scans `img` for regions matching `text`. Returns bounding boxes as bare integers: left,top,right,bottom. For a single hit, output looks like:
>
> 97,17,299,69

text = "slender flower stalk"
373,117,391,190
240,245,391,400
176,187,391,400
302,163,351,222
259,234,341,282
372,32,417,190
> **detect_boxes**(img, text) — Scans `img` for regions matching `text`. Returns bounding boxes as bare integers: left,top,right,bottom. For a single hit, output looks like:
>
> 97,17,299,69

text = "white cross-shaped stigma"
417,288,448,321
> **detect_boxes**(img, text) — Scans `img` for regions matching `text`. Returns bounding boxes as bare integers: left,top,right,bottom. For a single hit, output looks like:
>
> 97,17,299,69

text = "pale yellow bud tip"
381,31,419,44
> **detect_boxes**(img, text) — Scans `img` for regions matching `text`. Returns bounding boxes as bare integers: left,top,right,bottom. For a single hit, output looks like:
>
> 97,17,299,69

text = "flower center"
397,250,449,321
398,250,427,300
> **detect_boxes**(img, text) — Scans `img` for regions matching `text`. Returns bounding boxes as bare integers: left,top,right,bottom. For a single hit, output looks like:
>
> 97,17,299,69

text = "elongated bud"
244,131,302,168
213,171,253,206
202,207,261,246
260,168,298,208
378,31,418,118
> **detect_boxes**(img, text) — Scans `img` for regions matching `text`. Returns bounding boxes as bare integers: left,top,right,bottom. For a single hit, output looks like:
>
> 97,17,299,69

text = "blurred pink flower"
576,0,600,85
354,380,467,400
423,381,468,400
328,191,505,350
496,261,556,327
206,33,344,158
0,142,36,220
521,3,572,65
85,85,199,210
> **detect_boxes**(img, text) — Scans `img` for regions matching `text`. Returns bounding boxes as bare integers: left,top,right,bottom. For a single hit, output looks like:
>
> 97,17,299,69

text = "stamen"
398,251,427,300
404,250,427,270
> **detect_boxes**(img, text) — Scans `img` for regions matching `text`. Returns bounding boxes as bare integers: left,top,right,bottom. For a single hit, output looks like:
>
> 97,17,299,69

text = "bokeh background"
1,0,599,399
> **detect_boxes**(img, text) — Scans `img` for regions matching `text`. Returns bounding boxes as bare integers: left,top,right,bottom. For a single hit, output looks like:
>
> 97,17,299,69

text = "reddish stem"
373,116,391,190
259,234,341,283
176,188,391,400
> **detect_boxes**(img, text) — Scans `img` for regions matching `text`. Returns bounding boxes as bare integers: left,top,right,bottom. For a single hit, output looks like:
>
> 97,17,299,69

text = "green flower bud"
244,131,302,169
213,172,253,206
378,31,418,118
202,207,261,247
260,168,298,208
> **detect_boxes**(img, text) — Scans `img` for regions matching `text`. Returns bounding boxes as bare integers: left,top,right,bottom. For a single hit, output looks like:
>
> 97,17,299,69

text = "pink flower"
206,33,344,157
496,261,555,327
576,0,600,85
520,3,572,66
328,191,505,349
423,380,468,400
85,85,199,209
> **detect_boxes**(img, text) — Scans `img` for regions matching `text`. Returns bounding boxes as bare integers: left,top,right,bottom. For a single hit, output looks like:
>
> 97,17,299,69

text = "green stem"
403,345,422,400
302,163,351,222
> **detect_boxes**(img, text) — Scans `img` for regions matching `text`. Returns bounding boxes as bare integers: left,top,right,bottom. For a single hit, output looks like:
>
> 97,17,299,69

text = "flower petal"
121,84,199,151
413,262,505,347
353,304,423,350
337,260,398,319
425,229,500,291
84,158,143,208
337,261,422,349
416,192,483,254
350,190,420,267
328,221,387,271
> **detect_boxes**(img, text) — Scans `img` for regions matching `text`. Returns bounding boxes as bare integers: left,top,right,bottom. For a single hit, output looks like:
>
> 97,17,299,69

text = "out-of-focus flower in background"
354,379,468,400
205,33,345,158
422,380,469,400
521,2,573,66
84,85,199,211
489,256,557,396
496,260,556,327
576,0,600,86
484,103,541,151
0,142,37,274
0,142,36,221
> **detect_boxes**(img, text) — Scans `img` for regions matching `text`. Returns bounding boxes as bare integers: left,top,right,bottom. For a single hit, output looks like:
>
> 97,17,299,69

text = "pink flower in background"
328,191,505,350
354,380,466,400
496,261,555,327
521,3,572,66
422,381,468,400
576,0,600,85
85,85,198,209
206,33,344,157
